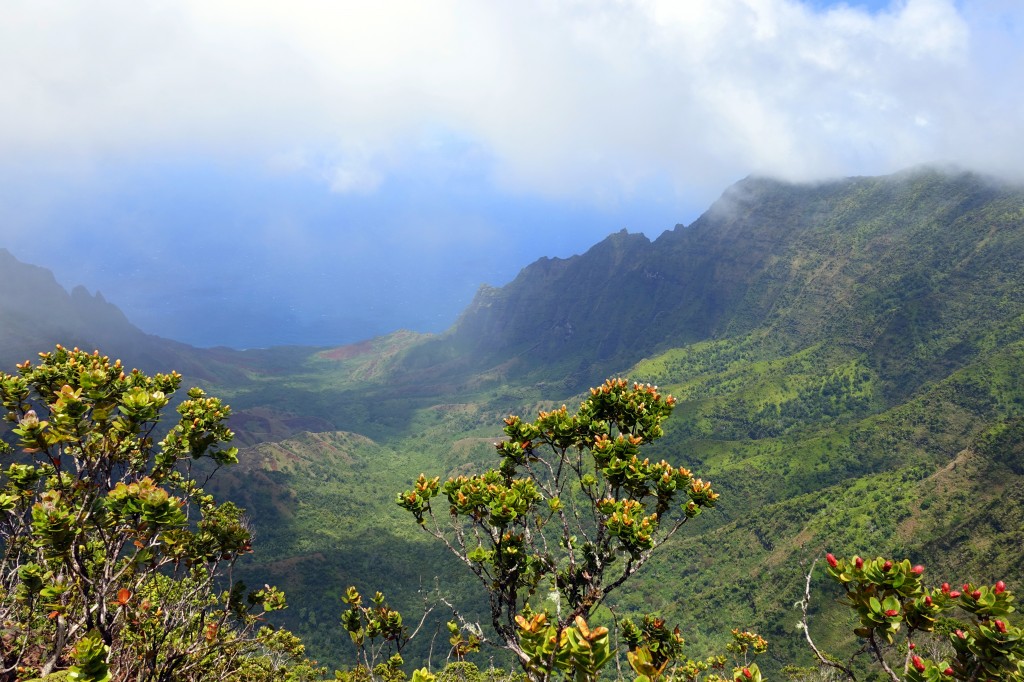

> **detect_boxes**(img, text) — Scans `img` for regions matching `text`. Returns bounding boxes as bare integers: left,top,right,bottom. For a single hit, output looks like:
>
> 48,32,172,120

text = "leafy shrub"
804,553,1024,681
0,346,315,681
397,379,730,681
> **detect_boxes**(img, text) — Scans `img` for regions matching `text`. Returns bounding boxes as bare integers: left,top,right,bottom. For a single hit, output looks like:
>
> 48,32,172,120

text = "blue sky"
1,0,1022,348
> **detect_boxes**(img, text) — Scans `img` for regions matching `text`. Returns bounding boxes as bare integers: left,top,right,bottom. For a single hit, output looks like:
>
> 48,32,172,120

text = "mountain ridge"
381,167,1024,396
0,248,321,387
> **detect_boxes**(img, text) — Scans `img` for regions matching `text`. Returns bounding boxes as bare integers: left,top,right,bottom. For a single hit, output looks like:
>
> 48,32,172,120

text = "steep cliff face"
396,168,1024,394
449,229,655,360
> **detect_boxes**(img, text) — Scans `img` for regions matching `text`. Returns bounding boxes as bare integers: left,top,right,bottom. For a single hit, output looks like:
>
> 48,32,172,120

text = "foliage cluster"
806,553,1024,681
395,379,742,682
0,347,313,681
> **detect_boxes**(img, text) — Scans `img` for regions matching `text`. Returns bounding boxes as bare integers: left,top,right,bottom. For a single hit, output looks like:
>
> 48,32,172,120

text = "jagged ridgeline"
397,167,1024,395
3,167,1024,673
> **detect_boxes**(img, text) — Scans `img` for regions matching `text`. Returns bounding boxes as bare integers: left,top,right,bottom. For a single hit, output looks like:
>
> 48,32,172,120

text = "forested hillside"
205,168,1024,671
3,167,1024,676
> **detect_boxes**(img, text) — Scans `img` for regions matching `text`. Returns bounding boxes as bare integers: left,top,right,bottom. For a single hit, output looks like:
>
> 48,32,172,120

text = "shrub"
0,346,314,681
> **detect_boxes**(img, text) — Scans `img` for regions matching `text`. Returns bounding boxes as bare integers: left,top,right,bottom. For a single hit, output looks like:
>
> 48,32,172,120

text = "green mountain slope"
615,334,1024,665
219,167,1024,671
4,167,1024,674
388,168,1024,396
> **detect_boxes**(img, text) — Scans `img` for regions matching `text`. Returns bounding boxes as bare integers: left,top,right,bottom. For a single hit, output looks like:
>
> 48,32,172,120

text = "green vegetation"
807,554,1024,680
182,170,1024,675
0,347,316,681
395,379,722,681
4,169,1024,679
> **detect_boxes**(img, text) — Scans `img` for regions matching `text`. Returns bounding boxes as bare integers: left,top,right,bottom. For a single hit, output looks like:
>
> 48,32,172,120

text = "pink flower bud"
911,565,925,575
941,583,950,593
955,629,966,639
995,580,1006,594
962,583,971,592
995,620,1007,633
912,655,925,672
949,591,961,599
885,609,900,617
742,668,752,680
826,553,838,568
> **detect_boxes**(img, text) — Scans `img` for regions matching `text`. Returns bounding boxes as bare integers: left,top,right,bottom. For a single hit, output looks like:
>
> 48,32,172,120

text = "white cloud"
326,163,384,195
0,0,1020,202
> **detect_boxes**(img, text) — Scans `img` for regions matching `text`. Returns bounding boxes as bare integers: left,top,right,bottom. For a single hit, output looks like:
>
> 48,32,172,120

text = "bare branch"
868,634,900,682
799,559,858,682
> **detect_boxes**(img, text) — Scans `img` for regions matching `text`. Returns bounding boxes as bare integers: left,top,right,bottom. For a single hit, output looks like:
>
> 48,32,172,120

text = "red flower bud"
911,564,925,575
963,583,971,592
924,596,932,606
941,583,950,593
885,609,900,617
995,620,1007,633
971,590,982,600
742,668,752,679
882,560,893,571
955,629,966,639
912,655,925,672
943,668,954,676
949,591,961,598
909,642,916,650
855,556,864,569
826,553,838,568
995,580,1006,594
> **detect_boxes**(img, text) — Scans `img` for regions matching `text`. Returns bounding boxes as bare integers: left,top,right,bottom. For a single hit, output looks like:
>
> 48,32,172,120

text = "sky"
0,0,1022,348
